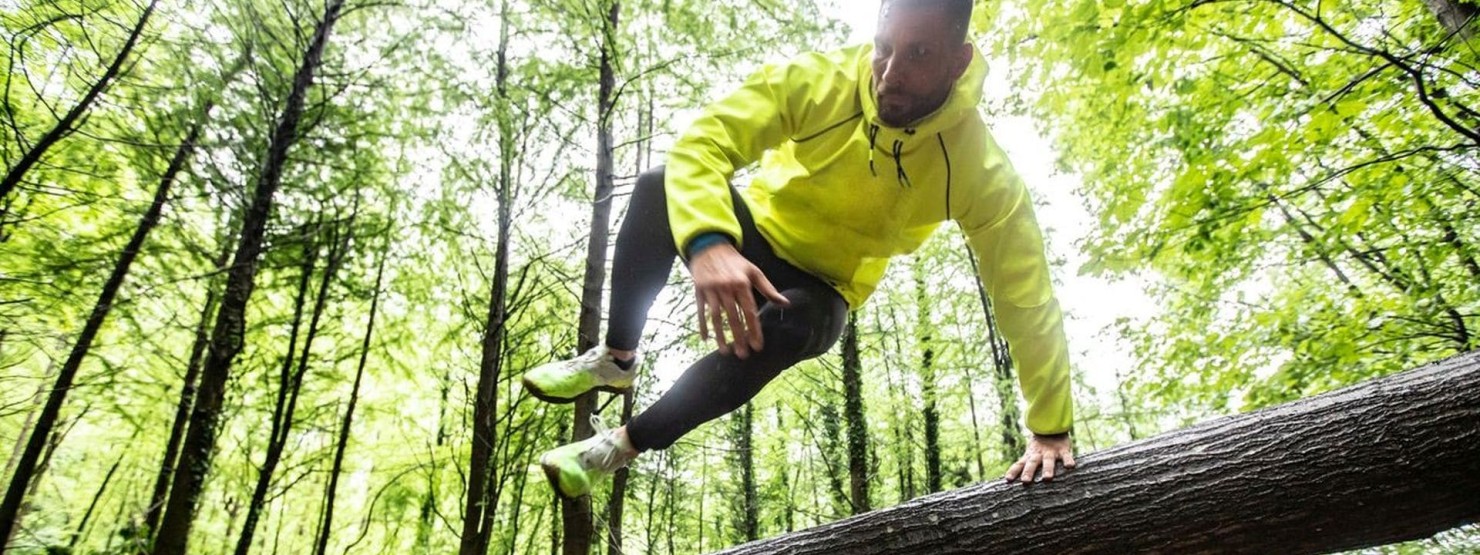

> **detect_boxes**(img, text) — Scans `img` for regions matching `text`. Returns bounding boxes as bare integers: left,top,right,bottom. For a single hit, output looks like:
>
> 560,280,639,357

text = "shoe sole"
522,376,632,404
540,460,576,499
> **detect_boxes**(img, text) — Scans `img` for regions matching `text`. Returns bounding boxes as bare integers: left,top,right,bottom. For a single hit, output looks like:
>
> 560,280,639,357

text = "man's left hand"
1004,433,1075,484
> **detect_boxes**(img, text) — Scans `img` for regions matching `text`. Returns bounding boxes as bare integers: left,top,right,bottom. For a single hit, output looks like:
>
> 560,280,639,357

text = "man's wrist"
685,232,733,260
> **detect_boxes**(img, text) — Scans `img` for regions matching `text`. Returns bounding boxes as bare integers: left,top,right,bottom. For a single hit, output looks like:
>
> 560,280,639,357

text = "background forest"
1,0,1476,553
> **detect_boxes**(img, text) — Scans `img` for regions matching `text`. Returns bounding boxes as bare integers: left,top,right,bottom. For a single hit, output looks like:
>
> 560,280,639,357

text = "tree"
151,1,347,551
0,0,158,206
841,313,870,515
713,351,1480,555
0,47,214,546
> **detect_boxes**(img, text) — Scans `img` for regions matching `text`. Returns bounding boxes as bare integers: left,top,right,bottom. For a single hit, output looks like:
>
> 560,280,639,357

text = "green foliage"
3,0,1476,553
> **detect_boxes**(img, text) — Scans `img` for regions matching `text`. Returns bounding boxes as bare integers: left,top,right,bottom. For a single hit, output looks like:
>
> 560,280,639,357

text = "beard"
875,88,949,127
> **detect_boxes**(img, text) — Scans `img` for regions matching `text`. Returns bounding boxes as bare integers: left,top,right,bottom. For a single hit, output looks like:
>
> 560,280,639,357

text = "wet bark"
715,351,1480,555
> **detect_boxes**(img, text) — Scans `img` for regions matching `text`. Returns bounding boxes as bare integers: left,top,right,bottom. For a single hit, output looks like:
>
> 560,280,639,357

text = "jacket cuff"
684,232,734,260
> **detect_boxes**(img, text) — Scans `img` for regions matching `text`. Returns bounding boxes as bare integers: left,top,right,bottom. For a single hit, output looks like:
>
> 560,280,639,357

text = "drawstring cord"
892,139,911,187
867,124,881,177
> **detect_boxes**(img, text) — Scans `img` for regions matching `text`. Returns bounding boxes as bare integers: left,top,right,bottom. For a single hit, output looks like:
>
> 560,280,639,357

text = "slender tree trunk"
313,238,386,555
914,267,941,493
0,77,210,547
964,246,1025,462
70,431,134,550
234,224,323,555
714,351,1480,555
817,402,849,515
416,369,451,554
564,3,621,554
151,2,345,551
143,223,233,548
775,407,794,533
140,56,246,547
605,390,635,555
842,313,870,514
0,0,158,204
460,2,516,552
735,403,758,542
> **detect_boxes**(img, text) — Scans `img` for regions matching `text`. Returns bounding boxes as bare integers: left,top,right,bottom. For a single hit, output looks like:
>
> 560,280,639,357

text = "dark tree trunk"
841,312,870,514
141,55,247,547
69,431,133,550
151,1,345,551
563,2,620,554
460,1,516,552
416,370,451,553
236,219,349,555
714,351,1480,555
964,245,1024,462
0,73,208,546
143,221,233,548
605,391,636,555
914,266,941,494
729,402,759,543
1425,0,1477,38
314,238,386,555
0,0,158,204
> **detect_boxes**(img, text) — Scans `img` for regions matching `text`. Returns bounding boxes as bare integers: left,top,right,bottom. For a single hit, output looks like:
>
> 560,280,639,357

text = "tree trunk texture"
605,390,635,555
729,402,758,543
563,2,619,554
236,219,348,555
151,1,344,552
713,351,1480,555
1425,0,1477,38
313,239,386,555
841,312,870,515
143,221,233,547
0,0,158,204
914,266,941,494
459,2,515,552
0,79,208,547
140,57,246,547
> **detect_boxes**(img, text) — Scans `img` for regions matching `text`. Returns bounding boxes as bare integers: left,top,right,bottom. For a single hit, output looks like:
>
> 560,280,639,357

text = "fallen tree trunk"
715,351,1480,555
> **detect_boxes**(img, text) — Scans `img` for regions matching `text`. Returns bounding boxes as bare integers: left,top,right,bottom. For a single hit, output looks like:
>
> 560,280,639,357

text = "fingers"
722,294,750,359
1019,454,1041,484
1063,450,1077,469
696,293,709,343
1041,451,1058,482
705,292,731,356
738,292,763,355
751,268,791,308
1004,460,1024,482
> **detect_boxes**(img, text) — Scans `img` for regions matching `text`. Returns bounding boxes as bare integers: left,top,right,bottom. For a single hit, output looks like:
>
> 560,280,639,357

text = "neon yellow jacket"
665,44,1073,435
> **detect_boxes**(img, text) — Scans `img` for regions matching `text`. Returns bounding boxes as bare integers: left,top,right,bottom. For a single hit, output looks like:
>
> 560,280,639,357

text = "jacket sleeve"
953,132,1074,436
665,61,805,255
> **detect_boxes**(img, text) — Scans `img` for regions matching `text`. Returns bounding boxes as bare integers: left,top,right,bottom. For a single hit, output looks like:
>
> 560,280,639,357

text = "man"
524,0,1075,499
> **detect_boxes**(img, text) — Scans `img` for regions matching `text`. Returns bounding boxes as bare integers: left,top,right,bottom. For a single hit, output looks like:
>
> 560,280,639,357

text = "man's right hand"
687,243,790,359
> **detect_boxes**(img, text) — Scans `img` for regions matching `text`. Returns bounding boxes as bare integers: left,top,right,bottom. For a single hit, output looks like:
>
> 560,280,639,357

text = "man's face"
872,3,971,127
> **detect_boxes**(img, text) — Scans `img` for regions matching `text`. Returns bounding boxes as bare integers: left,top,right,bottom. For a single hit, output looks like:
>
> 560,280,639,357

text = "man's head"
872,0,974,126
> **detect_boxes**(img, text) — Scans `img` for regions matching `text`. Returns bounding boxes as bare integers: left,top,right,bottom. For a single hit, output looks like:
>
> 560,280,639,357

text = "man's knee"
759,287,847,359
636,166,665,195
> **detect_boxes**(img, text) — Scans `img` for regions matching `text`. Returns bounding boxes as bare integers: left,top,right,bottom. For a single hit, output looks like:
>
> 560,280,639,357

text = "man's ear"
949,42,972,81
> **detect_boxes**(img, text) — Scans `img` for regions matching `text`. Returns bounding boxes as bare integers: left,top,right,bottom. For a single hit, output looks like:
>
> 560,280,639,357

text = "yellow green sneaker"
521,346,636,403
539,425,636,499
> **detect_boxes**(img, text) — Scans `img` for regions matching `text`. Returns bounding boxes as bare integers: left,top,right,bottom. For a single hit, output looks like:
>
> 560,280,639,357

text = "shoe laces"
583,414,629,472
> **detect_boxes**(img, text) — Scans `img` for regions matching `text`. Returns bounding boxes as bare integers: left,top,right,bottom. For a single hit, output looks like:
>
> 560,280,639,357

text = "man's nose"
880,56,903,88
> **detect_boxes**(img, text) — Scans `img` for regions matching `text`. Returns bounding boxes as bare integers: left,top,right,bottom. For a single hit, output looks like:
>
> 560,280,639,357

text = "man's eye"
910,47,928,59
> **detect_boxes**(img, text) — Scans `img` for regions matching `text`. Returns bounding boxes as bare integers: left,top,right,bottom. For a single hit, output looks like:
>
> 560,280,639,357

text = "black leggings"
609,167,848,452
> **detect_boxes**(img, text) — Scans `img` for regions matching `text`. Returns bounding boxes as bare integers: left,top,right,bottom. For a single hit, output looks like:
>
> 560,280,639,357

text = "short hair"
880,0,973,43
